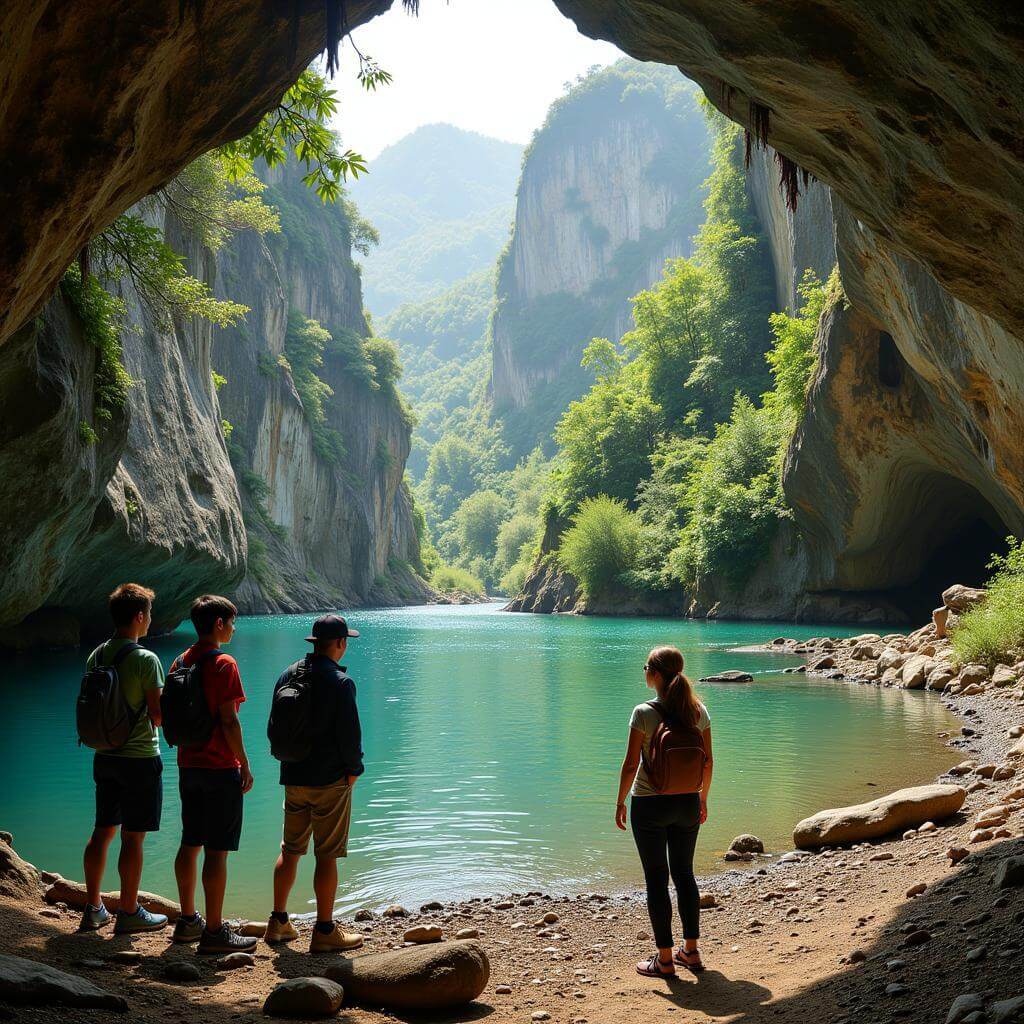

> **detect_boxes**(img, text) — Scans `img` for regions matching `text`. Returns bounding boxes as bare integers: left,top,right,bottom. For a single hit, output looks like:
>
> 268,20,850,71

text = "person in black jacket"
264,615,366,953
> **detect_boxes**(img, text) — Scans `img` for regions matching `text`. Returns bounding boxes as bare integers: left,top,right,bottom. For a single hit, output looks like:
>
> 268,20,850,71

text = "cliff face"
0,203,246,644
489,63,710,454
0,170,426,646
214,163,429,614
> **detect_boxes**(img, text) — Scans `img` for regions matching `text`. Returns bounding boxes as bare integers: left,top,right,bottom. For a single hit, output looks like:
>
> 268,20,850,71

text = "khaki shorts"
281,780,352,859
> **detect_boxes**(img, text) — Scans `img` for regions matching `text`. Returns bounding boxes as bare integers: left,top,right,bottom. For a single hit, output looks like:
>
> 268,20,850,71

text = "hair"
647,646,701,729
190,594,237,635
108,583,155,627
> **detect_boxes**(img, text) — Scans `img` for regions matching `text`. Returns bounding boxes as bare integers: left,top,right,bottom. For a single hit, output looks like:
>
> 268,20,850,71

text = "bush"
431,563,486,596
952,537,1024,667
557,495,642,598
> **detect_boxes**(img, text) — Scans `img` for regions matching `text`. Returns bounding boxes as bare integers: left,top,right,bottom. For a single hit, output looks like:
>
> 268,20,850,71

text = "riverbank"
2,618,1022,1023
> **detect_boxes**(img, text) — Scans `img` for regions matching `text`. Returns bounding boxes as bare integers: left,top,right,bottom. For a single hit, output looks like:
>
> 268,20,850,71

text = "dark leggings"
630,793,701,948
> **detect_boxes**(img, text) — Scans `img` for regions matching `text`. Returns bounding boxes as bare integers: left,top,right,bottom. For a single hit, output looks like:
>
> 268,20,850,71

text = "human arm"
336,678,364,783
219,702,253,792
616,727,644,830
699,726,713,823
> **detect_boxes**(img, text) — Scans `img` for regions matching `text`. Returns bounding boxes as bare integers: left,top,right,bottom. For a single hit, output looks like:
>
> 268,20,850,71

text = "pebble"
217,952,254,970
420,900,444,912
901,929,931,948
383,904,408,917
964,946,986,963
109,950,143,963
456,928,479,939
532,1012,551,1021
164,962,201,982
403,925,443,944
886,959,907,971
905,883,927,898
886,983,911,996
354,909,375,921
946,993,984,1024
947,847,970,864
870,851,894,861
495,985,513,995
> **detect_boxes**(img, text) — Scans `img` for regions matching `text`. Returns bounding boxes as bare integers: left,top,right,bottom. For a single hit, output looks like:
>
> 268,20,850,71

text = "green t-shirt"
87,638,164,758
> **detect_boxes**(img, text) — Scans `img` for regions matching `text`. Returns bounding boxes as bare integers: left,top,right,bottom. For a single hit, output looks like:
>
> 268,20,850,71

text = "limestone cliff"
0,168,426,646
0,203,246,643
213,163,429,612
489,61,711,455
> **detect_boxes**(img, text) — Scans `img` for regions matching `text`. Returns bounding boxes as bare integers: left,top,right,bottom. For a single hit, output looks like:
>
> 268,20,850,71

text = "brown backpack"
641,700,707,795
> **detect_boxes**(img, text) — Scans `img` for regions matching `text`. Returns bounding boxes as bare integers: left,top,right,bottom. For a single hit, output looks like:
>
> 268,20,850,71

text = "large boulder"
0,954,127,1010
323,940,489,1010
263,977,344,1018
45,877,180,920
901,654,935,689
942,585,987,613
793,784,966,849
0,835,40,898
699,671,754,683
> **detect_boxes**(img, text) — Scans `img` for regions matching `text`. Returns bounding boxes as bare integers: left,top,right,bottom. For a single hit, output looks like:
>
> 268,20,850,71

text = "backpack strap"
110,641,143,667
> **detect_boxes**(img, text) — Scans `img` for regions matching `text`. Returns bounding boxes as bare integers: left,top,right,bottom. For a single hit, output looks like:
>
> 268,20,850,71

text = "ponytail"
647,646,701,730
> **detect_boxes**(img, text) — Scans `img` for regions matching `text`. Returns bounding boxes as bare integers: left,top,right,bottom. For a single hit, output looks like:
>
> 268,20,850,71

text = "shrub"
952,537,1024,667
431,563,486,596
557,495,642,598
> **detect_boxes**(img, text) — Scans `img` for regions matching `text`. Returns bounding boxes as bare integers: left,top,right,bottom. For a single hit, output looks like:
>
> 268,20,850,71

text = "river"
0,603,958,919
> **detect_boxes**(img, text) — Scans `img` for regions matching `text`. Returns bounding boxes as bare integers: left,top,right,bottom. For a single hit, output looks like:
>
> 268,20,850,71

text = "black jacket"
274,654,364,787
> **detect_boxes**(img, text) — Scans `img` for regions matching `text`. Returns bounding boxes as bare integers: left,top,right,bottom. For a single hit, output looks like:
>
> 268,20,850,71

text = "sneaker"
265,915,300,944
197,923,259,955
113,904,169,934
172,913,206,944
309,923,364,954
78,904,112,932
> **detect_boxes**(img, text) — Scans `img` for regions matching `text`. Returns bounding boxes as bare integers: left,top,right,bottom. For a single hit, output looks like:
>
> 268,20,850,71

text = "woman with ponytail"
615,646,713,978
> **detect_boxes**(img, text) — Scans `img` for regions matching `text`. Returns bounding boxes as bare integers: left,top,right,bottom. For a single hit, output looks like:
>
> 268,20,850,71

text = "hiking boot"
197,923,259,955
309,923,364,953
113,904,169,934
265,915,300,944
78,903,112,932
172,913,206,944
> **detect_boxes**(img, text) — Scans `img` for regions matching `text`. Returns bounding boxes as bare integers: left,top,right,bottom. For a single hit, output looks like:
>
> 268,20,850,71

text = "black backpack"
76,641,145,751
161,650,218,749
268,659,315,763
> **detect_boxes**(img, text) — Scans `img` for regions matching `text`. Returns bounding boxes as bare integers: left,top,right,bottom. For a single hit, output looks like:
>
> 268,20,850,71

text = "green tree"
453,490,507,564
558,496,643,598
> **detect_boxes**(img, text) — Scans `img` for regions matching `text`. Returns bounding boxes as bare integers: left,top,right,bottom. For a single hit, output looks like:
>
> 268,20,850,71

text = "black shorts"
179,767,243,851
94,754,163,833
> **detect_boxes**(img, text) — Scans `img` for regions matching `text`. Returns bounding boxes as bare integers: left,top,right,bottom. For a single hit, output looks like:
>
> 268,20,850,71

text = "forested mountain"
349,123,523,315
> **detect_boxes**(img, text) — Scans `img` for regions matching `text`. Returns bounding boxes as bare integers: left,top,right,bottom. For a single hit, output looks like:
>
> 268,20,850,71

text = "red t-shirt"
173,643,246,770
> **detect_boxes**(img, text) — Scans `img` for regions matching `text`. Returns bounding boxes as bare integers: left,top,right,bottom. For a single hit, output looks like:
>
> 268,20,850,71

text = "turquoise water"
0,604,957,919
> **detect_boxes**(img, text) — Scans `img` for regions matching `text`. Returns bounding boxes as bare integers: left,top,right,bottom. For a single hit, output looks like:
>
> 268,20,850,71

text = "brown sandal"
674,947,704,972
636,954,676,977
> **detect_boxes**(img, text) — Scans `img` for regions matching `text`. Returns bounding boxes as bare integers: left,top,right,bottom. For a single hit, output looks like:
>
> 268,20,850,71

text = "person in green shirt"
79,583,169,935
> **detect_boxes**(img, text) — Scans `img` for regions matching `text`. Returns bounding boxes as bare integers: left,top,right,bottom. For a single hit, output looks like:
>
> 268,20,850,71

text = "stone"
811,656,836,670
495,985,513,995
455,928,479,940
961,683,986,696
699,670,754,682
698,893,718,908
382,904,409,918
403,925,443,944
239,921,267,937
902,929,931,947
218,952,255,970
991,996,1024,1023
886,983,911,996
0,840,40,899
45,877,180,920
901,654,935,689
964,946,986,963
959,665,990,687
942,586,987,613
164,961,201,982
793,784,966,849
533,1013,551,1021
994,856,1024,888
728,834,765,855
1009,737,1024,760
323,940,489,1010
993,665,1018,687
927,667,955,691
949,761,977,777
0,953,127,1010
993,765,1017,780
947,847,970,865
905,883,926,898
263,977,344,1018
851,643,878,660
420,901,444,912
946,994,985,1024
354,909,375,922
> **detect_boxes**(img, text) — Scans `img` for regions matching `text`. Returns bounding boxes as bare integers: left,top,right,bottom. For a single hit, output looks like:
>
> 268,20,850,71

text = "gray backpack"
76,641,144,751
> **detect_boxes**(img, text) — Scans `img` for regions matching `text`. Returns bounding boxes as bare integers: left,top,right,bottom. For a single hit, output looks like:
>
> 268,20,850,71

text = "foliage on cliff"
536,118,835,600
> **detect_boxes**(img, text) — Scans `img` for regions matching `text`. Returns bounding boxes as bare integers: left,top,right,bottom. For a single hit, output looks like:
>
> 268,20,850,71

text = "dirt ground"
2,669,1022,1024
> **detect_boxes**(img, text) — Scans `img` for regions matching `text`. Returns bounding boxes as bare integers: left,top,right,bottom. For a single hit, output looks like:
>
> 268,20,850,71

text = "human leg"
202,849,228,931
83,827,117,907
630,796,675,971
175,845,202,917
117,830,145,912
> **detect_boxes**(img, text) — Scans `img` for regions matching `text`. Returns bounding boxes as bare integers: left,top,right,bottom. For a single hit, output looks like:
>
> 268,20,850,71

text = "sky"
330,0,625,157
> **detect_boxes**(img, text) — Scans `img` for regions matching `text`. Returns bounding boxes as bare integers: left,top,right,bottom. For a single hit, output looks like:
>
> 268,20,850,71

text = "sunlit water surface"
0,603,958,918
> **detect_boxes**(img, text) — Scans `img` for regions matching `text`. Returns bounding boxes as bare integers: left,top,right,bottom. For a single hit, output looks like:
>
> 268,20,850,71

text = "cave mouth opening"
874,475,1011,623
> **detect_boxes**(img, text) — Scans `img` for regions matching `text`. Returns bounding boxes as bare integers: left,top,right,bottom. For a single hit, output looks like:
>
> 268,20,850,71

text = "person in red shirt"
169,595,257,955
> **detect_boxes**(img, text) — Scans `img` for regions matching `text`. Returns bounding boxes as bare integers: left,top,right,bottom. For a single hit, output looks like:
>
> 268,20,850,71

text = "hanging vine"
742,99,815,213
